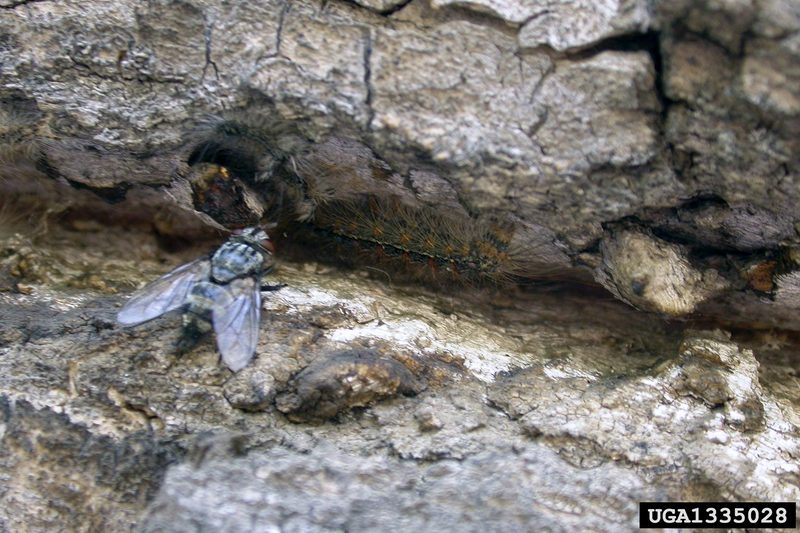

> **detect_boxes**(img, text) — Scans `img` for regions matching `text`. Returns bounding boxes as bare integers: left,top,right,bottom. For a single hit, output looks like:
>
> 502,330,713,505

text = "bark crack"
276,2,289,55
378,0,413,16
202,23,220,81
363,28,375,130
0,0,50,8
341,0,414,17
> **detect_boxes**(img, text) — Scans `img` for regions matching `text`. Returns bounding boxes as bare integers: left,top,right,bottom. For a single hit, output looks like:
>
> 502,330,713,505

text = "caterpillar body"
186,112,573,287
289,196,539,285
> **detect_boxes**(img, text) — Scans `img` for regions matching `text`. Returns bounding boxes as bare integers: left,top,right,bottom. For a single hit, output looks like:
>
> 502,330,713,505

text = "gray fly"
117,227,279,371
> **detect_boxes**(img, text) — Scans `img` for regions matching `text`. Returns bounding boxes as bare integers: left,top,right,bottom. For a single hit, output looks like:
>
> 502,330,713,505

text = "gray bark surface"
0,0,798,531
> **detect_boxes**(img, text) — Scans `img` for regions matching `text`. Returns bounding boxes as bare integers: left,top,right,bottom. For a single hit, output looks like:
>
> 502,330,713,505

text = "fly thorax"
210,242,264,283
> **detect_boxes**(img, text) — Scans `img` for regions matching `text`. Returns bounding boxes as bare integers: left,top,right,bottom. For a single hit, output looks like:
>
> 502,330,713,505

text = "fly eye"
260,238,275,253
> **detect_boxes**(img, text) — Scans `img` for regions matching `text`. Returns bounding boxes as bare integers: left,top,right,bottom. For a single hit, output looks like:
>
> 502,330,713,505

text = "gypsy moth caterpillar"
308,197,513,282
184,111,574,287
283,194,572,286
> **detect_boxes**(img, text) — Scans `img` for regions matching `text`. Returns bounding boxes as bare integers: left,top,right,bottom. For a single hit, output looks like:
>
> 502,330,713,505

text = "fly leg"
260,283,287,292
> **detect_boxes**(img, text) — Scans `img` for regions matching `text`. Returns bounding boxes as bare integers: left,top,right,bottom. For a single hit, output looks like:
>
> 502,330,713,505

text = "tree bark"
0,0,798,530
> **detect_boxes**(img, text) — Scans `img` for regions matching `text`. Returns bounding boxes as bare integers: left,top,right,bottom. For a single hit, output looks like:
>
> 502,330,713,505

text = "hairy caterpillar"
289,196,566,285
185,111,574,286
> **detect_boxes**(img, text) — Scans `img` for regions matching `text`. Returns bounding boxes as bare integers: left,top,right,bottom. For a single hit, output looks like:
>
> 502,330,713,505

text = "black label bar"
639,502,796,528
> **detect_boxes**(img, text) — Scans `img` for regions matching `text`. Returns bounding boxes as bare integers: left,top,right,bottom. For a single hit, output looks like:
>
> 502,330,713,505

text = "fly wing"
117,259,211,325
211,277,261,372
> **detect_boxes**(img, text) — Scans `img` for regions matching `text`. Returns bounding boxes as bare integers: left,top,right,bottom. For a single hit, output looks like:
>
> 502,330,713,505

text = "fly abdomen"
184,281,223,322
177,315,212,353
177,281,219,351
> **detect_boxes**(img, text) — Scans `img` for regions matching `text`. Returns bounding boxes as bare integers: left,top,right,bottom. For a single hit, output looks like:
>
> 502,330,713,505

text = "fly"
117,227,281,371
